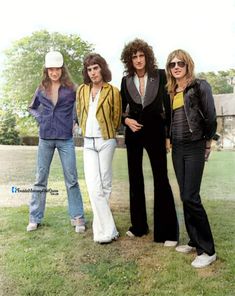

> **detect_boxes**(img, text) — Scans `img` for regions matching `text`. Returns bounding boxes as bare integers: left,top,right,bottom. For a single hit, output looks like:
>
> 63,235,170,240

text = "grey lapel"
143,74,160,108
126,76,142,104
126,73,160,107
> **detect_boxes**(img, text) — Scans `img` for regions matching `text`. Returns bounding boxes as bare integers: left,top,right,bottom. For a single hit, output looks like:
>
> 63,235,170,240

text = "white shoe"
126,230,135,238
175,245,196,253
26,222,38,232
71,217,86,233
191,253,216,268
95,233,119,244
164,240,178,247
71,217,85,226
112,234,119,241
97,238,113,244
75,225,86,233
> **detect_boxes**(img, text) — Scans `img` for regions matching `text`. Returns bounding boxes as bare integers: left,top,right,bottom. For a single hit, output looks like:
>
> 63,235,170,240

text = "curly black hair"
82,53,112,84
121,38,158,77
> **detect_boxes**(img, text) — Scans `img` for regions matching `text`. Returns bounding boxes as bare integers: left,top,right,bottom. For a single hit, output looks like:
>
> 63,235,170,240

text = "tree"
197,69,235,94
1,30,93,134
0,111,20,145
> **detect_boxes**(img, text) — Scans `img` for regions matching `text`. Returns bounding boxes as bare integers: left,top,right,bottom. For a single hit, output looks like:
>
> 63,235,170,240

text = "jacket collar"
97,82,111,112
83,82,111,113
126,72,160,107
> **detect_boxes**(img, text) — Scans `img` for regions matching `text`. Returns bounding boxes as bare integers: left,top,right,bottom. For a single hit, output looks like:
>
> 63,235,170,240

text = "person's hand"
73,123,79,135
166,138,171,153
205,140,212,161
205,147,211,161
125,118,143,132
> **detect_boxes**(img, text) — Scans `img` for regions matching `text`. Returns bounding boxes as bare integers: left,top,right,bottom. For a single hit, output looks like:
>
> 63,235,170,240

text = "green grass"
0,147,235,296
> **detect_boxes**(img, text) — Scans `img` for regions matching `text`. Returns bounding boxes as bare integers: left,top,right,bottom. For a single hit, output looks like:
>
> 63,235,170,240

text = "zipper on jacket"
198,108,205,119
183,91,193,133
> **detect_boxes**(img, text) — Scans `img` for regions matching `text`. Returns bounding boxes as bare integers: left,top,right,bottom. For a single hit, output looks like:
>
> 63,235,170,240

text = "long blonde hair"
165,49,195,97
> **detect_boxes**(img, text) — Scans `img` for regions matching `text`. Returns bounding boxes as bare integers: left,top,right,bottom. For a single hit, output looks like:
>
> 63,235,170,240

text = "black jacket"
179,79,217,141
121,69,171,139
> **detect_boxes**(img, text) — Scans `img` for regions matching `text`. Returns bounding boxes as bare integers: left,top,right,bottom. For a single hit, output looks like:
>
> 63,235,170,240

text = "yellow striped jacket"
76,82,122,140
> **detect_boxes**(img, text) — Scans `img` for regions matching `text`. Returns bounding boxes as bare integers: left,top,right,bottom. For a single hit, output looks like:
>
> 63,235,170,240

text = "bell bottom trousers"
126,138,179,242
172,139,215,255
83,137,118,242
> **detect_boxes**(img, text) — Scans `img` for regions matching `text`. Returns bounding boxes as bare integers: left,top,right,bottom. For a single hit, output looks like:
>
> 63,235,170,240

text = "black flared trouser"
126,132,179,242
172,139,215,255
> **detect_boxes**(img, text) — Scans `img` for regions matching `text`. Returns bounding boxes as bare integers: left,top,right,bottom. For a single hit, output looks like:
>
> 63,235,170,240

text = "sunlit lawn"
0,146,234,296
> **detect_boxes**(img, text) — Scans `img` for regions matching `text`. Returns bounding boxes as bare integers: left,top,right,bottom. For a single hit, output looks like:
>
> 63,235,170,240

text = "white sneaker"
71,217,86,233
164,240,178,247
71,217,85,226
175,245,196,253
26,222,38,232
191,253,216,268
126,230,135,238
75,225,86,233
97,238,113,244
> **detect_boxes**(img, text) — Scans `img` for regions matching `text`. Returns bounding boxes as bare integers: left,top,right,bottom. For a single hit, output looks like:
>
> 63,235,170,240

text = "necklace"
176,87,185,92
137,73,146,78
176,83,187,92
176,79,189,93
91,88,101,100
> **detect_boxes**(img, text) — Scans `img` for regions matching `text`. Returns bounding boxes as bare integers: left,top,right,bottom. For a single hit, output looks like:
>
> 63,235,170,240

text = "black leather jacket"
174,79,217,141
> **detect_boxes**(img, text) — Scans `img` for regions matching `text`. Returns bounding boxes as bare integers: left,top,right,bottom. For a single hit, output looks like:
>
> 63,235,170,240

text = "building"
214,93,235,149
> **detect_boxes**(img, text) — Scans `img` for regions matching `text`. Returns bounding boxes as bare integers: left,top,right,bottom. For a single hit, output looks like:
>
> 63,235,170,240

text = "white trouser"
83,137,118,242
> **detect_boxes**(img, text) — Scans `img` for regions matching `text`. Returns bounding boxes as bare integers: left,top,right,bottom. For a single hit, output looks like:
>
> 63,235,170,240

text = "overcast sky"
1,0,235,87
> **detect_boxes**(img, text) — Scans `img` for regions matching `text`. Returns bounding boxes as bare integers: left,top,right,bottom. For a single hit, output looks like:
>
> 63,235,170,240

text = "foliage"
16,116,39,137
0,110,21,144
0,30,93,134
197,69,235,94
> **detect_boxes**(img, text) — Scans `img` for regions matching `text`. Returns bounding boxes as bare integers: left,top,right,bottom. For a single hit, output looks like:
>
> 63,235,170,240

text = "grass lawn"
0,146,235,296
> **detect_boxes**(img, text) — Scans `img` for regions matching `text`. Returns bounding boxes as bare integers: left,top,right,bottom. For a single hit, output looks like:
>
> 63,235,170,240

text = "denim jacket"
29,86,76,139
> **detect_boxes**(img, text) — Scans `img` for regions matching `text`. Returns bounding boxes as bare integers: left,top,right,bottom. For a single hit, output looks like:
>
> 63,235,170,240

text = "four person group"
26,39,217,268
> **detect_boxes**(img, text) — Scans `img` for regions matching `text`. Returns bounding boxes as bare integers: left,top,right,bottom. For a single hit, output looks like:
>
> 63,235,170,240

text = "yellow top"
173,91,184,110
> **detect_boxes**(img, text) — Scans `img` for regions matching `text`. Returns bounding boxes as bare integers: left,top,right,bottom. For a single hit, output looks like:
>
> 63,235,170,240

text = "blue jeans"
29,138,85,224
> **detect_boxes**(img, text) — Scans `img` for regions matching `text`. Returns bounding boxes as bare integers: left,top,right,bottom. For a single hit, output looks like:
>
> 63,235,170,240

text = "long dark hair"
40,65,74,91
82,53,112,84
121,38,158,77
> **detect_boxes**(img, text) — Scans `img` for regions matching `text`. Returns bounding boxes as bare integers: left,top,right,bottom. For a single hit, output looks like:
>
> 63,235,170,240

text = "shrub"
0,111,21,145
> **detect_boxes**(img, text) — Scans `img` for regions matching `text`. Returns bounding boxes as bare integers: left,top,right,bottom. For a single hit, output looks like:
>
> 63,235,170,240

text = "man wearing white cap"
27,51,86,233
